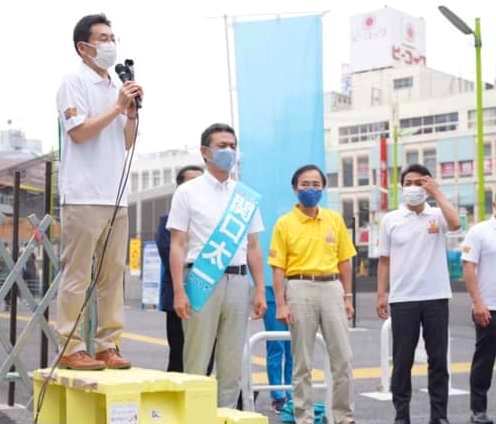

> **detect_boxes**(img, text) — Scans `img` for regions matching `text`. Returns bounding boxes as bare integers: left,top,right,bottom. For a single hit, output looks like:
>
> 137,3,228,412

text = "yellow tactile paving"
0,312,474,381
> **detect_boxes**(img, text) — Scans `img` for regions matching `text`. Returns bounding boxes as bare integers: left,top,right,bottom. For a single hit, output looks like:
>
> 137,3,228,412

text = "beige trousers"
183,274,251,408
56,205,128,355
287,279,354,424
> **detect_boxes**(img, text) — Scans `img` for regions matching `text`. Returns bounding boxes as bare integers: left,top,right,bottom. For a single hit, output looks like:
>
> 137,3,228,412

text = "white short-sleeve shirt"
166,171,264,265
57,63,127,206
379,203,452,303
461,217,496,310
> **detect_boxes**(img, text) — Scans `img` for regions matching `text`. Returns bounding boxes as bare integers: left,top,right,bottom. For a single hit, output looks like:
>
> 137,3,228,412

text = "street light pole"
439,6,486,221
474,18,485,221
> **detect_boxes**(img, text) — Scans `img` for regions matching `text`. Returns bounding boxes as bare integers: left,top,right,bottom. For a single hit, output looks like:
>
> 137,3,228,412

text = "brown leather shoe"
59,351,106,371
95,348,131,369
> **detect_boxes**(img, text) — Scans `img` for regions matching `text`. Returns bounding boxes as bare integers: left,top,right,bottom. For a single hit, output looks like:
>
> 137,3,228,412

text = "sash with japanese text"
185,182,261,311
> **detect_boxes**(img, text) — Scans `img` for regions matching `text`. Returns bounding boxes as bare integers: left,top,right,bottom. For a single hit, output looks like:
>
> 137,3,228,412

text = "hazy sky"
1,0,495,154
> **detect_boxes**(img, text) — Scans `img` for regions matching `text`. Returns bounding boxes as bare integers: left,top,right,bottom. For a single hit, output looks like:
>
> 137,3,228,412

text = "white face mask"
402,185,427,206
84,42,117,70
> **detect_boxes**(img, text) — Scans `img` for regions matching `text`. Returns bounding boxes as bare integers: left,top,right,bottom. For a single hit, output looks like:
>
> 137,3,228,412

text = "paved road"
0,291,495,423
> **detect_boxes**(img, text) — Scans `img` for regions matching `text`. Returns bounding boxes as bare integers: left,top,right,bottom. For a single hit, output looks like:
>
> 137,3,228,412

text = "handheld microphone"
115,61,142,109
124,59,135,79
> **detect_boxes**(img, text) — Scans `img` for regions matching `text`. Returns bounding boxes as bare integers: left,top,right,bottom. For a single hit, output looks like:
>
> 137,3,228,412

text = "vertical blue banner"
234,15,326,286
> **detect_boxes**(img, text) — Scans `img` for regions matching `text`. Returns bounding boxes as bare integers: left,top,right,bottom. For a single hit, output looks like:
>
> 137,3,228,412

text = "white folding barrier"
363,318,467,400
241,331,332,412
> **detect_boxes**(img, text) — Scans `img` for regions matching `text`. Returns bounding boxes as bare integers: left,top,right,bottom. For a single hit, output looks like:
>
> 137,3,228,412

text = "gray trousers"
287,279,354,424
183,274,250,407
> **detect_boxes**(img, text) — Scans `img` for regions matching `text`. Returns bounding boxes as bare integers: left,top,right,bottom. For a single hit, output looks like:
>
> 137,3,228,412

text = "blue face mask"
209,147,236,172
297,189,322,207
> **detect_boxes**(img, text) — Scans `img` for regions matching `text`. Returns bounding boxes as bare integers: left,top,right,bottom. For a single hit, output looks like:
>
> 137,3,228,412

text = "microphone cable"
34,110,140,424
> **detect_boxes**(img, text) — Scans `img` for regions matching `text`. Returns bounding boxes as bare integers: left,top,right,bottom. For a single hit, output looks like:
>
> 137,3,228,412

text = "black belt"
287,273,339,282
186,263,247,276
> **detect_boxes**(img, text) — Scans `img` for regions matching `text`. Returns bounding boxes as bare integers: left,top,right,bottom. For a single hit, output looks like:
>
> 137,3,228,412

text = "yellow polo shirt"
268,205,356,276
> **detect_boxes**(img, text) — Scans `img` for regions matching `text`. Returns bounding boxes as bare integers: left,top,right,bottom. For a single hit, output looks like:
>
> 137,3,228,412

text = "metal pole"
84,267,97,356
8,171,21,406
474,18,485,221
380,135,389,211
224,15,235,127
40,161,52,368
392,126,399,209
351,216,357,328
380,318,392,393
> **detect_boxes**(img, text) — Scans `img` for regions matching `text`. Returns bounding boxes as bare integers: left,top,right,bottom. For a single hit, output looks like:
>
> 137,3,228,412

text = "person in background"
23,250,39,297
377,164,460,424
263,285,293,414
155,165,203,372
168,123,267,407
270,164,356,424
461,193,496,424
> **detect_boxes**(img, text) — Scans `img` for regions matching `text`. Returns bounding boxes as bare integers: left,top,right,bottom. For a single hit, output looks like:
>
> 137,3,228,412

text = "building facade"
0,126,42,157
127,149,203,242
325,7,496,249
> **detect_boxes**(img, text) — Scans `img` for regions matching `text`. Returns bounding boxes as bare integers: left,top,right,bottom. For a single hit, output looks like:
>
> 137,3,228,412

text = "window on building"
485,141,493,154
468,107,496,129
342,199,354,227
423,116,433,125
357,156,369,186
400,112,458,134
342,158,354,187
338,127,349,144
131,172,139,193
0,193,13,206
393,77,413,90
326,172,338,188
338,121,389,145
372,169,378,186
440,162,455,179
422,115,434,134
435,113,458,132
406,150,419,165
423,149,437,178
358,198,370,227
152,170,161,187
359,124,368,142
142,171,149,190
163,168,173,184
458,160,474,177
350,126,359,143
486,190,494,216
484,142,492,175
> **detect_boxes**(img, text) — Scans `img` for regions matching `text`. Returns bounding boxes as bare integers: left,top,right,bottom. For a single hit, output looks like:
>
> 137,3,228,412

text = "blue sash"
185,182,261,312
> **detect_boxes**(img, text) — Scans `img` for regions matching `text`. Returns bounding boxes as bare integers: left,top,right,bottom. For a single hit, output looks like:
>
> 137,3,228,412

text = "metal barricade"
0,212,60,396
241,330,332,413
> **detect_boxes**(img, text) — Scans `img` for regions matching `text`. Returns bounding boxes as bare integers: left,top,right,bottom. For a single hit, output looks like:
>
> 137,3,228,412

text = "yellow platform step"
217,408,269,424
33,368,217,424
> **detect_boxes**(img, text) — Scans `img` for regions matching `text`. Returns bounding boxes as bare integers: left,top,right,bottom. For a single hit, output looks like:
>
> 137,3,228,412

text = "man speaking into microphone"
55,14,143,370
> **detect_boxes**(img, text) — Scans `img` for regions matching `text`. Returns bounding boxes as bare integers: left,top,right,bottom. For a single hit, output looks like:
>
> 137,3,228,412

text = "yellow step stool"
217,408,269,424
33,368,217,424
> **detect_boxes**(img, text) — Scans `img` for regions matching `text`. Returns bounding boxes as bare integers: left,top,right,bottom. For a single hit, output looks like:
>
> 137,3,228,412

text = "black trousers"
166,310,185,372
470,310,496,413
390,299,449,422
165,310,215,375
